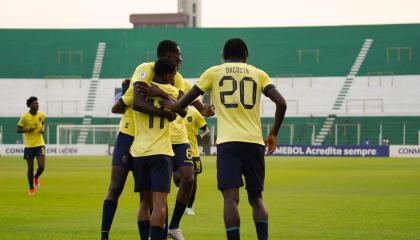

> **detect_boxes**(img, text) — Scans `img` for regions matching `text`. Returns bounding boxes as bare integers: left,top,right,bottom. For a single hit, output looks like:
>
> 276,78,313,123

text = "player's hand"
264,133,277,155
201,104,215,117
164,111,177,122
121,78,130,95
134,81,150,96
159,98,176,109
26,128,35,133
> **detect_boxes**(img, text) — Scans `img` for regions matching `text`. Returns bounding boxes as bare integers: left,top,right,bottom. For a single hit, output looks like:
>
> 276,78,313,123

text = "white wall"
1,75,419,117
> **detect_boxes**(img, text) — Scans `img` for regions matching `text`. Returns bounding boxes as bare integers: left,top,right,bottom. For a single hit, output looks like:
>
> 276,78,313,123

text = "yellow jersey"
185,107,207,157
195,62,272,146
124,62,185,99
17,111,46,148
119,93,135,137
130,82,180,157
125,61,190,145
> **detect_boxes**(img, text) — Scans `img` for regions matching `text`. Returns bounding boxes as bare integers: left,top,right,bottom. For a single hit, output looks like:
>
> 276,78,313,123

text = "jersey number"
147,98,165,129
219,76,257,109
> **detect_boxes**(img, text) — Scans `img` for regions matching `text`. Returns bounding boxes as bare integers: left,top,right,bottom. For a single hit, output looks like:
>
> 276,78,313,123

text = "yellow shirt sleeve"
121,92,133,107
259,69,273,90
18,114,26,127
195,68,214,92
194,110,207,129
173,72,185,91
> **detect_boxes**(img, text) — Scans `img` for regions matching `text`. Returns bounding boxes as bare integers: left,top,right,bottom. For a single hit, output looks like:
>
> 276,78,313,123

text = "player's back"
195,62,272,146
130,83,180,157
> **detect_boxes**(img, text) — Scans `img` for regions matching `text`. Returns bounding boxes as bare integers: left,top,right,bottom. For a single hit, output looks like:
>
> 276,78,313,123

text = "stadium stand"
0,24,419,145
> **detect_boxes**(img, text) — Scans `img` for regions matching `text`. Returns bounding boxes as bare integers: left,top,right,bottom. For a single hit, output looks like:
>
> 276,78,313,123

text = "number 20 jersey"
195,62,273,146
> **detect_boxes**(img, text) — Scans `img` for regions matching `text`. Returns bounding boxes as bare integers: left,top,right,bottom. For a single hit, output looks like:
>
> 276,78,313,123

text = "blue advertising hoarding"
272,145,389,157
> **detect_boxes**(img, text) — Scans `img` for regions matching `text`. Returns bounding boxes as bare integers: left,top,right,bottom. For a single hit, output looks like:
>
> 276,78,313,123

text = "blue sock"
162,211,168,238
255,221,268,240
150,226,163,240
226,227,240,240
169,201,187,229
101,200,117,240
137,220,150,240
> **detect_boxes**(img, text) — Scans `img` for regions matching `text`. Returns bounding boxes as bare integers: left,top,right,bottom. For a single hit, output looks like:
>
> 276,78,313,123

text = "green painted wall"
1,24,419,79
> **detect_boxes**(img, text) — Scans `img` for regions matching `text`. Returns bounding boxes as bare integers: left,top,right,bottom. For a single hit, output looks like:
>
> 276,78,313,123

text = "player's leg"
150,191,168,240
187,157,202,214
101,165,129,240
24,148,35,195
149,155,172,240
101,133,133,240
186,172,197,214
217,143,244,240
138,191,152,240
168,144,194,239
243,143,267,240
222,188,241,240
247,191,268,240
34,146,46,188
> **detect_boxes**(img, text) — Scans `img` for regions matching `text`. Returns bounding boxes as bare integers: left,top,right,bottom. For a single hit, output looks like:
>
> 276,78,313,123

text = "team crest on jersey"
39,117,42,121
187,116,193,123
140,71,146,78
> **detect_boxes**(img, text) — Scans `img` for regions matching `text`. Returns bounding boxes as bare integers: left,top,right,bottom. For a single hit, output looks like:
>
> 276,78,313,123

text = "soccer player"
184,106,209,215
164,38,287,240
17,96,46,196
131,57,181,240
126,39,213,240
101,78,133,240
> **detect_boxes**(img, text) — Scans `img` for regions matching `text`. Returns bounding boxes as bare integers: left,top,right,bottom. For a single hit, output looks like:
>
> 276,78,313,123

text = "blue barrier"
272,145,389,157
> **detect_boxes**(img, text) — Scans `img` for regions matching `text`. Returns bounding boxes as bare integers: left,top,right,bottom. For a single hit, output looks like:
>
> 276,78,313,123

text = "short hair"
157,40,179,58
26,96,38,107
154,58,176,76
222,38,249,61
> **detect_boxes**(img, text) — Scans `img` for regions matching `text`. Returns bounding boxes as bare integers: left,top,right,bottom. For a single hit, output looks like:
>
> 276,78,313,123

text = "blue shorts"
217,142,265,191
24,146,45,160
133,155,173,193
172,144,193,171
112,132,134,170
193,157,203,174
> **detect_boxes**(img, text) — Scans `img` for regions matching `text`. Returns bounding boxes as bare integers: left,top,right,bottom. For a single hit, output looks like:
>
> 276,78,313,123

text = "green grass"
1,156,420,240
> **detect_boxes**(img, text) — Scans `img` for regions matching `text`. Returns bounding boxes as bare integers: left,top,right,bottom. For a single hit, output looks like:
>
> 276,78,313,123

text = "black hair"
154,58,177,76
157,40,179,58
26,96,38,107
222,38,249,61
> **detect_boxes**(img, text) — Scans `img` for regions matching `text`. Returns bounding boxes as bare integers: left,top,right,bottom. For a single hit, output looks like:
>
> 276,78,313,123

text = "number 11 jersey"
195,62,274,146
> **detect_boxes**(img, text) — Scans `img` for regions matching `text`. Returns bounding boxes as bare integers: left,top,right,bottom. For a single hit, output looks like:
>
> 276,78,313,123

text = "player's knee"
180,172,194,185
173,172,181,187
27,167,34,173
247,191,263,207
107,184,124,200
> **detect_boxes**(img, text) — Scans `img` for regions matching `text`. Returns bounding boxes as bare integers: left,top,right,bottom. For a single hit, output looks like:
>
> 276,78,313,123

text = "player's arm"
111,98,125,114
17,126,34,133
191,100,214,117
132,82,176,121
197,125,209,140
17,117,34,133
112,79,131,114
167,85,203,112
264,85,287,155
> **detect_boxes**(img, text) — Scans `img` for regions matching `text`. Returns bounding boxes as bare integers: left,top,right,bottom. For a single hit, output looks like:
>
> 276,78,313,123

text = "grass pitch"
1,156,420,240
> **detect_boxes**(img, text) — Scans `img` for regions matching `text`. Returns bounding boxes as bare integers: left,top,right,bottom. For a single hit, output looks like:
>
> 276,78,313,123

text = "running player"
184,106,209,215
131,57,181,240
17,96,46,196
101,78,133,240
164,38,287,240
